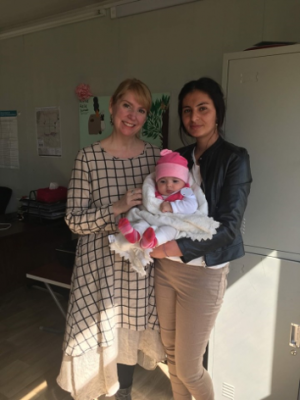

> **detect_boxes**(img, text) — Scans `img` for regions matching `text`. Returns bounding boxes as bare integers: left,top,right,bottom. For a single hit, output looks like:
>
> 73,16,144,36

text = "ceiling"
0,0,120,31
0,0,199,39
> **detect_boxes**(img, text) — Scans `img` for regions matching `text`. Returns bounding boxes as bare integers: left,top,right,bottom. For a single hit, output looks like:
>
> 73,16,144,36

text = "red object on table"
37,186,67,203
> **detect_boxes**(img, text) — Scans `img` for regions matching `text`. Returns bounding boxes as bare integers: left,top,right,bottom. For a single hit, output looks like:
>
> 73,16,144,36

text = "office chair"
0,186,12,230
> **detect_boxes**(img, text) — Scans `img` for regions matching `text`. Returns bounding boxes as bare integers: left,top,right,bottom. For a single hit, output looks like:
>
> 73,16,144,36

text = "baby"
118,149,198,249
110,149,219,275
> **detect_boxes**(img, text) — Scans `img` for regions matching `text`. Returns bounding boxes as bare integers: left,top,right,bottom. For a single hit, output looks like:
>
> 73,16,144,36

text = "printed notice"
0,110,19,169
36,107,62,157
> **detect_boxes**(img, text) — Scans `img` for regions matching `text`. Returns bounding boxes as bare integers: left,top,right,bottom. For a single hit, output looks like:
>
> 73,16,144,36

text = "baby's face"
156,177,185,196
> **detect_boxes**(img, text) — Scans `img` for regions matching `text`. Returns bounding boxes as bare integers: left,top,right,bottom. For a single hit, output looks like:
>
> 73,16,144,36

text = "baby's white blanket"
110,172,220,276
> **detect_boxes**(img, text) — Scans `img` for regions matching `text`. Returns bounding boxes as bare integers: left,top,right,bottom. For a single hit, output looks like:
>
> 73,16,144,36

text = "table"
0,217,71,295
26,261,72,321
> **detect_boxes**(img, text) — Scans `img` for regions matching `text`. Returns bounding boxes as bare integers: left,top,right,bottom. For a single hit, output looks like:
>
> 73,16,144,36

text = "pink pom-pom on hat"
155,149,189,183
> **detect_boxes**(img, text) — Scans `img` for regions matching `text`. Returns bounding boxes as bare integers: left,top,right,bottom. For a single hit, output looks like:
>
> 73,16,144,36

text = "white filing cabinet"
209,45,300,400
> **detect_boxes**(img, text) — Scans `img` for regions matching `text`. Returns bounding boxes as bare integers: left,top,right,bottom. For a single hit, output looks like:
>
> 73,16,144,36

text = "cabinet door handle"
289,323,300,348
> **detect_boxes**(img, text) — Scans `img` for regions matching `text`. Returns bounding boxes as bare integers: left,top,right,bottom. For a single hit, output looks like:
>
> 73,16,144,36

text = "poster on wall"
36,107,62,157
79,94,170,150
0,110,19,169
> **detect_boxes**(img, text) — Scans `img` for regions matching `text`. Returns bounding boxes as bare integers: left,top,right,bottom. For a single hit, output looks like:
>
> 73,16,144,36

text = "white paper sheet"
0,110,19,169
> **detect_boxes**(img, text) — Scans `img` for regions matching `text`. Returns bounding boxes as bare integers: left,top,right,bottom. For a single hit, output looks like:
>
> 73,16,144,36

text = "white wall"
1,0,300,212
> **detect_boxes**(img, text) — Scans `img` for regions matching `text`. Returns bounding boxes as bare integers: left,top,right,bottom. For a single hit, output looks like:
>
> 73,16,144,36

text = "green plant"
142,95,170,146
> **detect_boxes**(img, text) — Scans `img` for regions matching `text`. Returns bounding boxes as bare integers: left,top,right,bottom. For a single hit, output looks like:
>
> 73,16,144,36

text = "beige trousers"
154,258,229,400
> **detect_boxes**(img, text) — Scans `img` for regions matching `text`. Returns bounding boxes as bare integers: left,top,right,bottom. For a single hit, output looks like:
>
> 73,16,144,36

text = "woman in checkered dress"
57,79,165,400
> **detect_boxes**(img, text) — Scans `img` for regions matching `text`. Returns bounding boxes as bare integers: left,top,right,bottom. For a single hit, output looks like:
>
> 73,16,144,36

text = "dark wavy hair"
178,77,226,143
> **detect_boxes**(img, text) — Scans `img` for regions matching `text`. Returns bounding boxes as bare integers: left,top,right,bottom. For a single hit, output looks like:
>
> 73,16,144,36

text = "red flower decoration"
75,84,93,101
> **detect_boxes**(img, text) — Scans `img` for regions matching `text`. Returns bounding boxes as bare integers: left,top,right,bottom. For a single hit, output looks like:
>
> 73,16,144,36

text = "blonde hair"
111,78,152,113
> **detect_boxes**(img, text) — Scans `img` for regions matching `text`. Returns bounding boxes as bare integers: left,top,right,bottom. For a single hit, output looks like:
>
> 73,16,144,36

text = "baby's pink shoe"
140,227,158,249
118,218,140,243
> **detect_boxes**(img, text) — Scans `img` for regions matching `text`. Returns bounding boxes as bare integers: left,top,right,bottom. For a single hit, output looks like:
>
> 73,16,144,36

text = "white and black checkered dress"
57,141,165,400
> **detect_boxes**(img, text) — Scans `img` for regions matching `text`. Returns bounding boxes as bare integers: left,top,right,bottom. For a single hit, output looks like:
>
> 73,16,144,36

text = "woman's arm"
151,240,183,258
176,150,252,263
65,151,142,235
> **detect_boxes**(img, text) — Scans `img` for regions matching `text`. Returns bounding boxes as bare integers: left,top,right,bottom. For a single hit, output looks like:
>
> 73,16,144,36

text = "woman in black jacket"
151,77,252,400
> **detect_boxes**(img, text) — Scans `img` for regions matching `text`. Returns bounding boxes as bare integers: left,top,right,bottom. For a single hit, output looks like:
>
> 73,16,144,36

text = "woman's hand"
113,188,142,217
151,240,183,259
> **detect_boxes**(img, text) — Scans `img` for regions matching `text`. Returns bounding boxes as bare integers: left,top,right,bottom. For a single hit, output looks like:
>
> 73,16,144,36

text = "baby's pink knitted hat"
155,149,189,182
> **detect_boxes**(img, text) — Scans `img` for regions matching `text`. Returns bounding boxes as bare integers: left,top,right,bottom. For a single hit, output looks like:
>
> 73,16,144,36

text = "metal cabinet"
209,45,300,400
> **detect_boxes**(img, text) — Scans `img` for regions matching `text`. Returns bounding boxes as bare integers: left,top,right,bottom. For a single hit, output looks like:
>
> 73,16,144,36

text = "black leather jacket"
176,136,252,266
